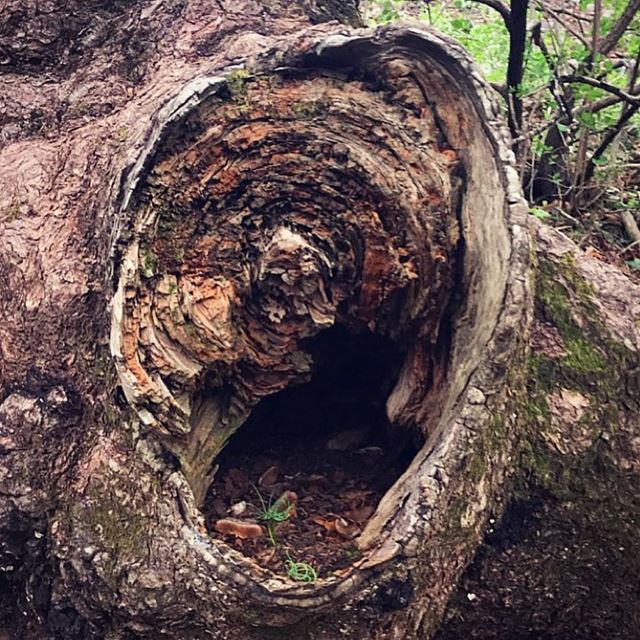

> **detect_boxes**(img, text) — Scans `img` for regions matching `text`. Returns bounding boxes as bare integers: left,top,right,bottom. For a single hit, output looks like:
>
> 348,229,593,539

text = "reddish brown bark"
0,2,639,640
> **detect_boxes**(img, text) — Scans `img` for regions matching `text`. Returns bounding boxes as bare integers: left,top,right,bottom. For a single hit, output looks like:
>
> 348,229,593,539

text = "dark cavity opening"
203,325,423,578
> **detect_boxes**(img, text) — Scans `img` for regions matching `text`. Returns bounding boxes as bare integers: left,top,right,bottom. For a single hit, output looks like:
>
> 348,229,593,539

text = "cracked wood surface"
2,2,637,640
1,4,532,637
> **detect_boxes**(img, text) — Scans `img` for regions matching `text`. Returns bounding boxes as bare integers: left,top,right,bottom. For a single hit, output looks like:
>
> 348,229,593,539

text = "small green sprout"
285,552,317,583
140,247,158,278
252,488,295,547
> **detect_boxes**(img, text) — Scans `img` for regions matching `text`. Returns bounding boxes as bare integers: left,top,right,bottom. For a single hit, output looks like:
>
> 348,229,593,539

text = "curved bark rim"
109,23,531,609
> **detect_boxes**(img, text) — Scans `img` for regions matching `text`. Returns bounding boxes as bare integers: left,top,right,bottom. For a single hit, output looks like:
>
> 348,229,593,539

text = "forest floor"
203,383,417,581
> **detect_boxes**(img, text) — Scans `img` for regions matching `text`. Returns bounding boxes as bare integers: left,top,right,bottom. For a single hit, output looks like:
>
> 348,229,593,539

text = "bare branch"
541,3,591,48
470,0,511,27
585,103,639,181
574,85,640,113
590,0,602,68
560,75,640,107
531,22,573,118
598,0,640,55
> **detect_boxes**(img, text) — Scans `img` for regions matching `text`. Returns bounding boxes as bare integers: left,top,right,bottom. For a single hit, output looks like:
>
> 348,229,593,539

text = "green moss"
557,253,595,303
562,337,607,374
291,100,327,119
226,69,251,100
536,258,609,380
84,496,145,561
518,253,635,501
523,392,550,424
465,414,508,482
140,247,158,278
2,202,21,222
113,126,129,142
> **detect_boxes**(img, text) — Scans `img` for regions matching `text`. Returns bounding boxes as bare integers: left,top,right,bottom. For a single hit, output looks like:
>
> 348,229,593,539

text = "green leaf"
626,258,640,272
450,17,473,32
530,207,551,220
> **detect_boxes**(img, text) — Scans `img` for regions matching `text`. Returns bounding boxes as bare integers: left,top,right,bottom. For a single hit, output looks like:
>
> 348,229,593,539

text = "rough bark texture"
0,2,637,640
436,221,640,640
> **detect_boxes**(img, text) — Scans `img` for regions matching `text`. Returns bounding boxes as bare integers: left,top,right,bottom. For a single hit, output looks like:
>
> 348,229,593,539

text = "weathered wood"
0,2,638,639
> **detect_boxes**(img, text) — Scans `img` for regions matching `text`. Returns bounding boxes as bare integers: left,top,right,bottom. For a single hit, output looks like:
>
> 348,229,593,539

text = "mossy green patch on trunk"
520,253,636,498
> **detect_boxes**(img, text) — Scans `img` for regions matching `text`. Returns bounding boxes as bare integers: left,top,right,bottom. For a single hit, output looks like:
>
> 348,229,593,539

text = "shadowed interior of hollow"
117,61,464,509
203,324,424,576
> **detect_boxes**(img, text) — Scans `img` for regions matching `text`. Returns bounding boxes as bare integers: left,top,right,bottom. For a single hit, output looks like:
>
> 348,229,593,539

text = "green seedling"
252,488,295,546
285,552,317,583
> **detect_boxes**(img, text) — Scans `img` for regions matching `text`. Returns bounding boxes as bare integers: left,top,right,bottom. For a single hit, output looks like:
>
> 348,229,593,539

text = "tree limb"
584,103,639,181
598,0,640,55
560,75,640,107
472,0,511,27
541,3,591,48
574,85,640,113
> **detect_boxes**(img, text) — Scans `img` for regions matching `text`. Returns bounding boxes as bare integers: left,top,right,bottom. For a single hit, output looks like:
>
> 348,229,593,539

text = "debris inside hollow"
203,328,422,578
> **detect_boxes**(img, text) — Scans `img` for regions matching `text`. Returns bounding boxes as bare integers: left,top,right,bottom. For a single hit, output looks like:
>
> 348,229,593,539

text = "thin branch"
470,0,511,27
542,4,591,48
553,7,592,22
598,0,640,55
590,0,602,69
574,85,640,114
584,103,640,181
560,75,640,107
531,22,572,117
626,46,640,93
506,0,529,146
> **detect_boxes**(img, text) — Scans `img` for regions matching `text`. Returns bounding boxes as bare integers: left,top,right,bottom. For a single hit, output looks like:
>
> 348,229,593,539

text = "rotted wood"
104,25,531,639
112,65,463,504
1,2,532,639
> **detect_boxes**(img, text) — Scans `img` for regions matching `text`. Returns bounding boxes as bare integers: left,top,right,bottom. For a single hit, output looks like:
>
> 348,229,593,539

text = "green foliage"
372,0,402,22
252,488,295,546
426,2,510,83
285,553,318,583
368,0,640,264
530,206,551,220
226,69,251,98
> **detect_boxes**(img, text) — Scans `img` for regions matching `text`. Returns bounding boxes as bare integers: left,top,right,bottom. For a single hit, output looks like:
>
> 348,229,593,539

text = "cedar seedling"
285,552,317,583
252,488,296,546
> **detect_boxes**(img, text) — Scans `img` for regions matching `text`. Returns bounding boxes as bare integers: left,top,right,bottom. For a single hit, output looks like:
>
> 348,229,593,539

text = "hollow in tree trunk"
0,2,639,639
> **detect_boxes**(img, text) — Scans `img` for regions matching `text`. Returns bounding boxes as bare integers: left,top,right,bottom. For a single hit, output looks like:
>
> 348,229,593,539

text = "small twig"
560,75,640,107
619,239,640,255
553,7,592,22
542,4,591,48
574,86,640,115
531,22,572,118
553,205,581,226
585,103,640,180
589,0,602,69
626,46,640,94
470,0,511,27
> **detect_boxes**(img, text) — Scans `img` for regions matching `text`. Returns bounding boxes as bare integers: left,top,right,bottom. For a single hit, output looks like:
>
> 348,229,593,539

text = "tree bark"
0,2,638,640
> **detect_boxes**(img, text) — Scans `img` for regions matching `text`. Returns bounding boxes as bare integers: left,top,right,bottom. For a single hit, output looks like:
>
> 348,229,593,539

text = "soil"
203,328,421,581
203,409,418,580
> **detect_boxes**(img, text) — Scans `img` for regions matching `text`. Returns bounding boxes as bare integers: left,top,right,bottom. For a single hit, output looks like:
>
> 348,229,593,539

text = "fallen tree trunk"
0,2,638,639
